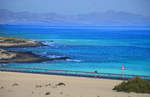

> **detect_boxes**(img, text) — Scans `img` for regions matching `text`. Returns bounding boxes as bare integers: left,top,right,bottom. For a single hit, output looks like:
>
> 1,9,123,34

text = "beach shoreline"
0,71,150,97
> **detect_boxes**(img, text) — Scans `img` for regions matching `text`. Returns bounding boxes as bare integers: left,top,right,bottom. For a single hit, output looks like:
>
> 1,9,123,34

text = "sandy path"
0,71,149,97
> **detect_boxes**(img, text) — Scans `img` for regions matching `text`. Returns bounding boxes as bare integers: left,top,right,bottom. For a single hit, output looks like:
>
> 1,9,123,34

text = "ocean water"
0,25,150,76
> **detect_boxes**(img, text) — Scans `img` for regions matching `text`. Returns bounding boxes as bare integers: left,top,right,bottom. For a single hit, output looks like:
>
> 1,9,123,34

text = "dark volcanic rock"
51,56,70,60
0,50,49,63
0,37,71,63
0,50,71,63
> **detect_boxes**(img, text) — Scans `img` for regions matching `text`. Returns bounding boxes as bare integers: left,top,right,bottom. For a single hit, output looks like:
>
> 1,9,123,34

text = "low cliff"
0,37,44,48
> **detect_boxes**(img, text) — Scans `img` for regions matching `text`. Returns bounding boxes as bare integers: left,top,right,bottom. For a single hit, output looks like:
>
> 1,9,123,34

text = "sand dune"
0,71,149,97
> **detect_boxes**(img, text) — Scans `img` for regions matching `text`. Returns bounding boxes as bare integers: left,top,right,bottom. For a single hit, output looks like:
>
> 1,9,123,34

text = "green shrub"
113,77,150,93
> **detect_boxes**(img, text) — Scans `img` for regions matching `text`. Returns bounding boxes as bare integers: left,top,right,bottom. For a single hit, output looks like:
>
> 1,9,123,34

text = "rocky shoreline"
0,37,45,48
0,37,70,63
0,49,70,63
0,49,47,63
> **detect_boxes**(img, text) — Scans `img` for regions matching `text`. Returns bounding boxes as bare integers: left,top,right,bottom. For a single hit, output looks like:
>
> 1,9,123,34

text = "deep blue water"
0,25,150,76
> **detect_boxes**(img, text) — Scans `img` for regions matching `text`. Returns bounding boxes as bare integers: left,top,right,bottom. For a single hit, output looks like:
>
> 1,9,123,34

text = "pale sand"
0,71,149,97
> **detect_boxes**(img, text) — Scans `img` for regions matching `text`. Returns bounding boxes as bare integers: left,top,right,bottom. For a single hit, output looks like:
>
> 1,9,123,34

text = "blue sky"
0,0,150,16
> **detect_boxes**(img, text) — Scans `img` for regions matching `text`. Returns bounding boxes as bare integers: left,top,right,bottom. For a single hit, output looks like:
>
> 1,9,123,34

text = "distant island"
0,36,70,63
0,9,150,26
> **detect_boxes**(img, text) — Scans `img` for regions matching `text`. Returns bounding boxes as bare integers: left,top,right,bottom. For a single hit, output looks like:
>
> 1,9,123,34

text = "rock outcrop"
0,37,70,63
0,37,44,48
0,49,70,63
0,49,16,60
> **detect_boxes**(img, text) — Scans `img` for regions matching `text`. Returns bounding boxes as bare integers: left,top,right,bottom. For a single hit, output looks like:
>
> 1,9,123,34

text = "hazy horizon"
0,0,150,26
0,0,150,16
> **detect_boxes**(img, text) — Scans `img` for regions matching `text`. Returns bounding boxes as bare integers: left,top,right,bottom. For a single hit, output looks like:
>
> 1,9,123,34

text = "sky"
0,0,150,16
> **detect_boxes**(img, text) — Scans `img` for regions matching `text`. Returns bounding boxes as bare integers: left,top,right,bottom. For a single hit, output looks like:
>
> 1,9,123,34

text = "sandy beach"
0,71,149,97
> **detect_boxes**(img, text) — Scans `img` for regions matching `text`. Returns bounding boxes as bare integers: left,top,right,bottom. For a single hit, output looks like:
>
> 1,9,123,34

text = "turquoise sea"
0,25,150,76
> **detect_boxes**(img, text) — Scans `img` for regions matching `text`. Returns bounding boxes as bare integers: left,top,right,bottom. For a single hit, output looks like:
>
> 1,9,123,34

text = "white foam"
66,59,82,62
42,41,55,46
47,55,62,58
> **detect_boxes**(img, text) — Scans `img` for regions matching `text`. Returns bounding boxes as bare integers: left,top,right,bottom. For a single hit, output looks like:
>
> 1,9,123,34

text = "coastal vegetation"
113,77,150,93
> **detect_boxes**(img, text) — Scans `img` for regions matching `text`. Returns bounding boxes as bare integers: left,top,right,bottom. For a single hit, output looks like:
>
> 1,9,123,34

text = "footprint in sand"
12,83,19,86
56,82,66,86
45,83,51,87
35,85,42,88
0,86,4,89
45,92,51,95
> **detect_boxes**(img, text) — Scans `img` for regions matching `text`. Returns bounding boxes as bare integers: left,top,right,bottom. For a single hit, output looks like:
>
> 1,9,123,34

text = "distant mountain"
0,9,150,26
